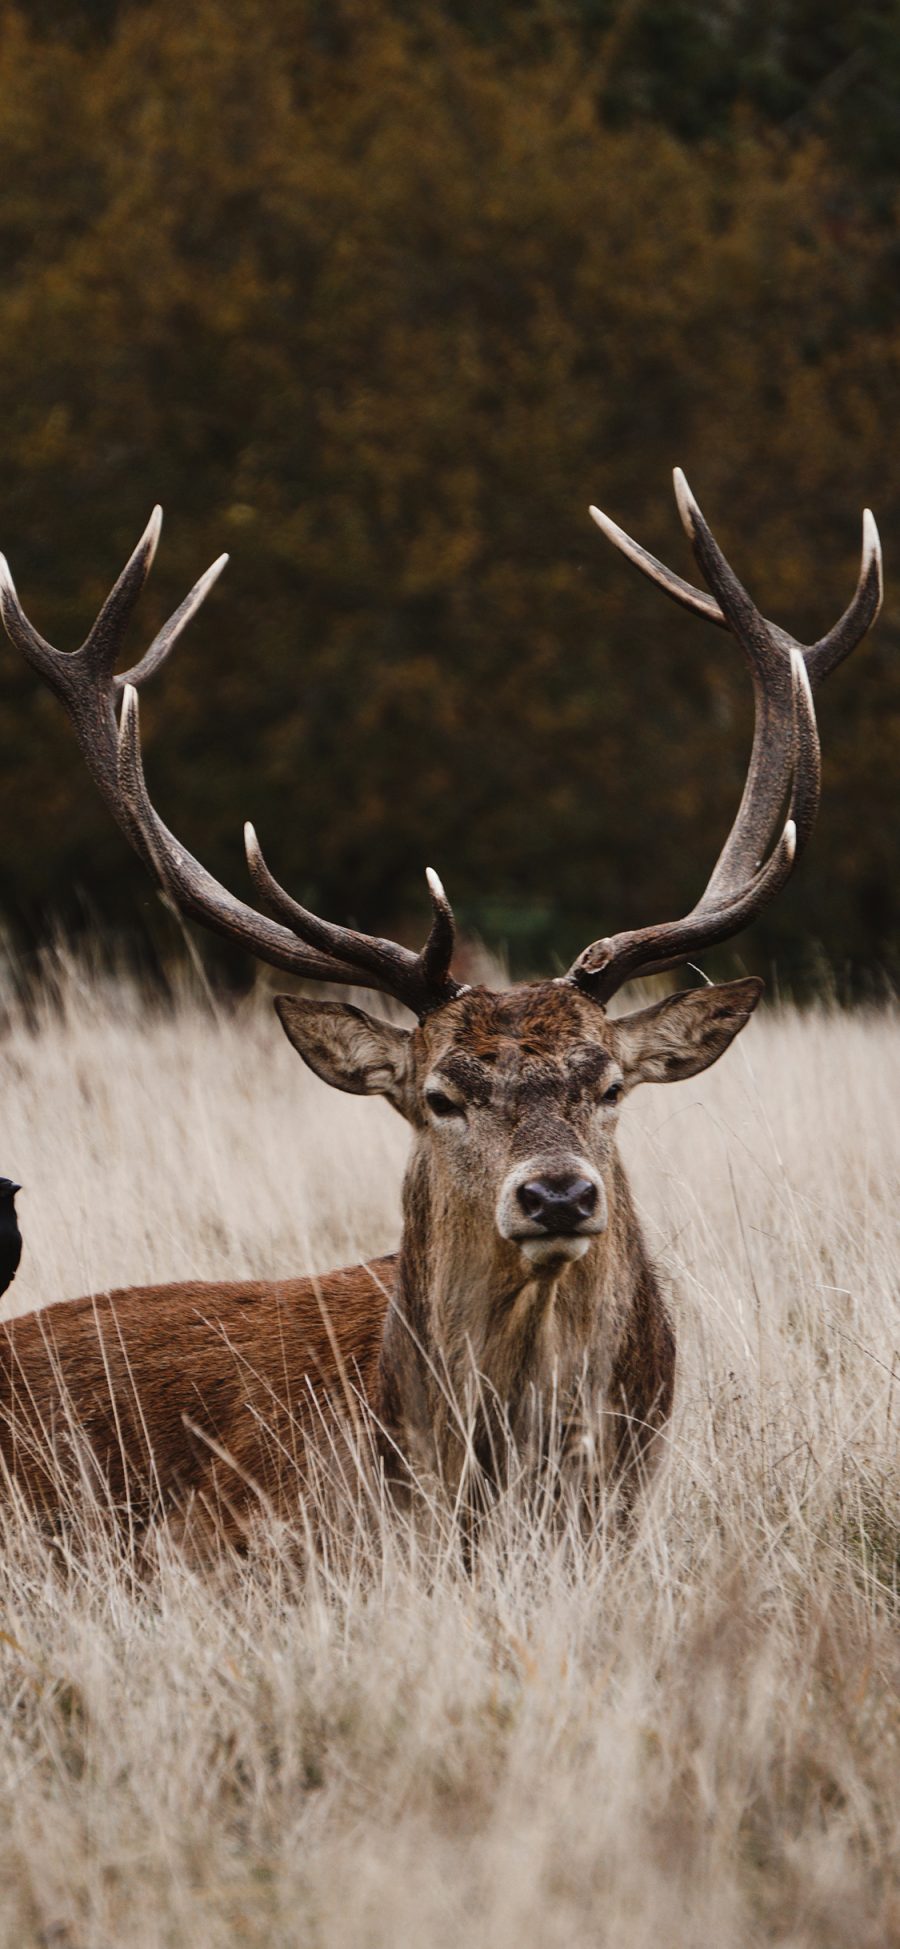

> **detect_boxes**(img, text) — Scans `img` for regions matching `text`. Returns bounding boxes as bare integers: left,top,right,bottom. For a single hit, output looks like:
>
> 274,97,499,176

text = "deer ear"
613,977,763,1087
274,997,412,1109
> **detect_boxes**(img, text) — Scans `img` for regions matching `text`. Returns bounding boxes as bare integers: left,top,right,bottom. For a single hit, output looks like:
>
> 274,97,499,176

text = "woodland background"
1,0,899,990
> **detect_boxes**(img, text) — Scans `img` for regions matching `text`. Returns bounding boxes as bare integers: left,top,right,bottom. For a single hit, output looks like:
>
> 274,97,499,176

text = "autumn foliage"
0,1,897,986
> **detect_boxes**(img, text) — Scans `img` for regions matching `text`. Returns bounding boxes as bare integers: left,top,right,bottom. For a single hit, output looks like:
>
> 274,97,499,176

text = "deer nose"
516,1173,599,1234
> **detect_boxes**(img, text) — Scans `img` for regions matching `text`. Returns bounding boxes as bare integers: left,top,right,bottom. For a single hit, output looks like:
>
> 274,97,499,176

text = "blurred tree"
0,0,897,989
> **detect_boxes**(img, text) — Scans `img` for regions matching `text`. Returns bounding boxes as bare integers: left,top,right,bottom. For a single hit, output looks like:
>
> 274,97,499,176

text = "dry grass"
0,947,897,1948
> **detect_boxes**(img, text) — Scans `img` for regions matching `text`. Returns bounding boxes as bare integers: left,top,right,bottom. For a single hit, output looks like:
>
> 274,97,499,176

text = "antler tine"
117,688,364,986
783,649,821,864
572,821,799,1001
244,822,416,984
805,509,883,690
79,507,162,684
701,643,821,895
421,867,457,992
116,552,230,693
588,503,727,627
671,469,794,908
0,552,78,702
243,826,461,1014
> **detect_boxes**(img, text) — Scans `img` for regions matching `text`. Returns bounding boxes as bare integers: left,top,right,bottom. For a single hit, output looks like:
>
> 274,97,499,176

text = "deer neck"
380,1144,649,1480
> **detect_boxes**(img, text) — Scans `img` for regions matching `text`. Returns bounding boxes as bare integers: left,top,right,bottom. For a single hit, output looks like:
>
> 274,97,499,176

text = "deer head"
274,976,761,1283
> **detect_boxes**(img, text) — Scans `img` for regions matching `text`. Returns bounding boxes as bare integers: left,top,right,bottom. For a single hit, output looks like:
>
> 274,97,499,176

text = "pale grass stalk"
0,944,896,1947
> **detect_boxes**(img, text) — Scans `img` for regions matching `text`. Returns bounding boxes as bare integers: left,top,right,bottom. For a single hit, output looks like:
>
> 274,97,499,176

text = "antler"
0,514,462,1018
1,481,879,1016
569,469,882,1003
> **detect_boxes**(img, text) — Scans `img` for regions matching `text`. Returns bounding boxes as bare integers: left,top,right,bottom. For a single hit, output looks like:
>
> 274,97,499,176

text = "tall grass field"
0,949,897,1948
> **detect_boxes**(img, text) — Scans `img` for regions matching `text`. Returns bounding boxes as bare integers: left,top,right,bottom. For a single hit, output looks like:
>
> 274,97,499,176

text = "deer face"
275,976,761,1275
414,986,619,1273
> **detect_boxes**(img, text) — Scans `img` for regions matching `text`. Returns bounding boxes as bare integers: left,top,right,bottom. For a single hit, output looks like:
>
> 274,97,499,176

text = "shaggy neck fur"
379,1138,657,1497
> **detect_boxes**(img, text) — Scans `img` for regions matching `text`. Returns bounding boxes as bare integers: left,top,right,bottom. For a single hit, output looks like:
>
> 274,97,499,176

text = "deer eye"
425,1088,465,1120
602,1078,624,1106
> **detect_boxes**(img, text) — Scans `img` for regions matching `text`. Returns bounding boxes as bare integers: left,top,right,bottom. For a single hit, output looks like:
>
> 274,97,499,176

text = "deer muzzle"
496,1160,608,1266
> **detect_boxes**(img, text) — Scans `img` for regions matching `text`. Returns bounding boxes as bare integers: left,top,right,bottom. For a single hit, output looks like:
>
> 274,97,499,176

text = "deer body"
0,1201,675,1539
0,981,690,1534
0,1261,394,1536
0,470,881,1534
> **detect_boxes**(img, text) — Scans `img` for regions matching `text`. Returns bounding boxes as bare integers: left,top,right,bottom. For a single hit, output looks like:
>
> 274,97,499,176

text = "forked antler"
566,469,882,1002
0,474,881,1017
0,513,461,1018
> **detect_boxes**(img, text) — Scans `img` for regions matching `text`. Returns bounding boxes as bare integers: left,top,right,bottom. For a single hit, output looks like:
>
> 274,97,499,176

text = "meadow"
0,947,897,1948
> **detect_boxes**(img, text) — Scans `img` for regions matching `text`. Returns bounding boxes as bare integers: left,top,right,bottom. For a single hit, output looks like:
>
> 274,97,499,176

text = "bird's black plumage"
0,1180,22,1298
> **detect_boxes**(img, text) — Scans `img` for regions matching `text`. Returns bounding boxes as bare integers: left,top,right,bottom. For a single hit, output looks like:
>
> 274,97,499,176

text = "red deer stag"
0,472,881,1538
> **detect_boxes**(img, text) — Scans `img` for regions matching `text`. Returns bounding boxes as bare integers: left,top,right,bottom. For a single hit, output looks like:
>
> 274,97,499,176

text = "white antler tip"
117,683,140,760
672,467,698,539
197,553,230,598
0,553,13,598
783,819,797,863
425,866,447,906
789,644,814,709
862,507,882,574
243,820,260,864
143,506,163,566
588,503,619,539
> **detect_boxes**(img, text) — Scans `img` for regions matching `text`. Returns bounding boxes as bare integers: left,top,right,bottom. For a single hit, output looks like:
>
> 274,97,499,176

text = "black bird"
0,1180,22,1298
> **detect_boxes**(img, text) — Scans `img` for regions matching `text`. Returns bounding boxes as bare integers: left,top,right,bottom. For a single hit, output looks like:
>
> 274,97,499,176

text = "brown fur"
0,1260,394,1543
0,976,762,1538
